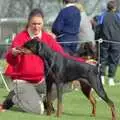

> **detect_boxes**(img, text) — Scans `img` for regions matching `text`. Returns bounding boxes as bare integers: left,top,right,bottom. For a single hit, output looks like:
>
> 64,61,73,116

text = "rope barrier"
0,39,120,45
57,38,120,72
57,40,93,44
57,39,120,44
96,39,120,44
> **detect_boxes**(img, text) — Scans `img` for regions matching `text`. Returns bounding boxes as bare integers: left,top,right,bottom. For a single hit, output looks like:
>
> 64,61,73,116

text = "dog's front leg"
56,82,63,117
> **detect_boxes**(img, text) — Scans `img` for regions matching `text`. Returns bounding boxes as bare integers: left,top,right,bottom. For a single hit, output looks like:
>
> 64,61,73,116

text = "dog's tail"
94,72,116,120
88,66,114,106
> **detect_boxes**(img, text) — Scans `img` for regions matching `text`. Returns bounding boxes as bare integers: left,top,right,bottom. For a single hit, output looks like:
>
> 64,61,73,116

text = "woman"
0,8,70,114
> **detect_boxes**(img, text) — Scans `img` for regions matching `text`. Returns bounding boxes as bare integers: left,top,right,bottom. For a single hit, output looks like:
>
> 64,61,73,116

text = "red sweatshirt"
5,30,85,84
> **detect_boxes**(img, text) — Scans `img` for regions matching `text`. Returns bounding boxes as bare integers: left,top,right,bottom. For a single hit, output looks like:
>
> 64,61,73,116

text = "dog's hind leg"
88,72,116,120
80,81,96,116
46,76,54,116
56,82,64,117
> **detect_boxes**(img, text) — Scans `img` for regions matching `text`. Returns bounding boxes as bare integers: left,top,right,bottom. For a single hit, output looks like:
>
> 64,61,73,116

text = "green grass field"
0,86,120,120
0,64,120,120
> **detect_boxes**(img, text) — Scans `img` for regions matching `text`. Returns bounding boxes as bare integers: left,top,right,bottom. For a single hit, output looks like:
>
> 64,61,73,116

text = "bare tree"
0,0,10,17
0,0,119,22
5,0,36,17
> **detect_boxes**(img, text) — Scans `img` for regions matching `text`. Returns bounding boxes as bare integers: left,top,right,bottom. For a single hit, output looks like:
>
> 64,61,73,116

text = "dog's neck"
39,43,57,67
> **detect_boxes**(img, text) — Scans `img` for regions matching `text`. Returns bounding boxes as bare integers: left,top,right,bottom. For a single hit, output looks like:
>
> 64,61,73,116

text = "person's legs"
0,90,15,112
2,90,15,109
108,43,120,86
61,43,77,55
11,81,44,114
100,42,109,84
35,81,46,99
58,34,78,56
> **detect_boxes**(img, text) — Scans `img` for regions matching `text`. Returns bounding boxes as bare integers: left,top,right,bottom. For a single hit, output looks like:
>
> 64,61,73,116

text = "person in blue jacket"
52,0,81,55
98,0,120,86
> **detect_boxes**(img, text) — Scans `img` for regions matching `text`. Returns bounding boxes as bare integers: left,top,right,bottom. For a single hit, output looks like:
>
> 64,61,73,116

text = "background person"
75,3,95,47
98,0,120,86
52,0,81,55
75,3,96,60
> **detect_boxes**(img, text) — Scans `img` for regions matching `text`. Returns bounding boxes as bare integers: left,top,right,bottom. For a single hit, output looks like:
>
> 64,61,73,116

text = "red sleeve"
5,50,20,66
41,32,64,54
6,31,29,66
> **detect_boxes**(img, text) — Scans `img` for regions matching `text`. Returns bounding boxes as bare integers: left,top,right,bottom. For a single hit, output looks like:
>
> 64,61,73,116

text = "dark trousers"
3,90,14,109
100,41,120,78
57,34,79,55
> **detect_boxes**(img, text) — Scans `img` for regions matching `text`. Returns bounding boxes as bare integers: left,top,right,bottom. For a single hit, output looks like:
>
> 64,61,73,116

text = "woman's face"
28,16,44,35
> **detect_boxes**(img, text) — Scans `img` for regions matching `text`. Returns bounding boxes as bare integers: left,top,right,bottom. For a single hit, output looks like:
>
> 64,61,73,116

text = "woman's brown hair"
26,8,44,29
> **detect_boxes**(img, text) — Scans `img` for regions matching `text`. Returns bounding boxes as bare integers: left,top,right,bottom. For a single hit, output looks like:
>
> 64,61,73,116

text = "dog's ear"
37,41,47,57
38,42,42,51
37,41,43,55
23,38,40,54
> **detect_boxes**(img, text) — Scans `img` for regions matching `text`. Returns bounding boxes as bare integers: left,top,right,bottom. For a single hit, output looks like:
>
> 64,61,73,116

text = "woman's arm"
5,33,26,66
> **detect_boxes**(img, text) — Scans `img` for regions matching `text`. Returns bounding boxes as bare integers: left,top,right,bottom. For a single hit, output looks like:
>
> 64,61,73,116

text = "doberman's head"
23,38,50,58
23,38,40,54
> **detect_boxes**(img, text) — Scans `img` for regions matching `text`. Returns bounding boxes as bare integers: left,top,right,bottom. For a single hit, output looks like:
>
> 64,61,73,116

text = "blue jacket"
52,6,81,39
52,5,81,53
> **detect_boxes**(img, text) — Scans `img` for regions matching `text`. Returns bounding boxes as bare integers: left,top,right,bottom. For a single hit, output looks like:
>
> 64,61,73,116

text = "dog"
23,38,116,120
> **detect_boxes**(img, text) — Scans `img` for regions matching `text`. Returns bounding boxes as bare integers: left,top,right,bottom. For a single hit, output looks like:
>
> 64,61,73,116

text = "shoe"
108,78,115,86
0,104,6,112
101,76,105,85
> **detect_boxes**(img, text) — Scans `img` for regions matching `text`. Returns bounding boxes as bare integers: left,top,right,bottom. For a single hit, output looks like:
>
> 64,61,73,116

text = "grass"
0,61,120,120
0,86,120,120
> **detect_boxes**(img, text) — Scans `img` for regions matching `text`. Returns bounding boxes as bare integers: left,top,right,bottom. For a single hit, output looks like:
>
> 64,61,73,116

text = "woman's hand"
11,47,24,56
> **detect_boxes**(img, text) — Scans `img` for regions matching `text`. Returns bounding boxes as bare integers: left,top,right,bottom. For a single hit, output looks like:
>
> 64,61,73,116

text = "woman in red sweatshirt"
0,8,69,114
0,8,85,114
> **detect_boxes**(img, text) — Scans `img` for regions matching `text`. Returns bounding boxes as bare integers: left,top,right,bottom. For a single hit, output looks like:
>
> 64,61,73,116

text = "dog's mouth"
23,43,37,54
16,47,34,55
22,48,34,54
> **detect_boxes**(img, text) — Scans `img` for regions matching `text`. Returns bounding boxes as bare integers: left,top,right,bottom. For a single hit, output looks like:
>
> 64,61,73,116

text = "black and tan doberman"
23,38,116,120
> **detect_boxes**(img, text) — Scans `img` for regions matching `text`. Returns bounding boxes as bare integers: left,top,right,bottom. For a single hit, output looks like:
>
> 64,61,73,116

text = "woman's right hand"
11,47,23,56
